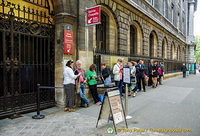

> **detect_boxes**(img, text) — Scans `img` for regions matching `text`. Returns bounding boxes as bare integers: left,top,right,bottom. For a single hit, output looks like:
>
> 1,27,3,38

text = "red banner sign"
64,30,73,54
87,6,101,26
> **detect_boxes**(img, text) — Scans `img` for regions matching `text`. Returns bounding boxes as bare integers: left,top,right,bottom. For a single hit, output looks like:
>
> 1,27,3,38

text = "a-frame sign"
96,87,128,134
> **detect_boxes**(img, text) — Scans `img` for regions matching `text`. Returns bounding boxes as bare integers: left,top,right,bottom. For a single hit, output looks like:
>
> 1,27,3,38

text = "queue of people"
63,58,166,112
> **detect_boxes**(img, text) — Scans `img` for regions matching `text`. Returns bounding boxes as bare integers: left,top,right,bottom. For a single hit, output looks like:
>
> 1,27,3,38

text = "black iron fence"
94,49,184,77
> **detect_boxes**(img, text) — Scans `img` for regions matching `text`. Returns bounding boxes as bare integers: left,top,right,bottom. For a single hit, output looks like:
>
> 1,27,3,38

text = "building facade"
0,0,197,118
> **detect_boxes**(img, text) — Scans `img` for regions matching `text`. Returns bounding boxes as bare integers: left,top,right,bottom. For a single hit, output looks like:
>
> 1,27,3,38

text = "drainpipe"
76,0,80,60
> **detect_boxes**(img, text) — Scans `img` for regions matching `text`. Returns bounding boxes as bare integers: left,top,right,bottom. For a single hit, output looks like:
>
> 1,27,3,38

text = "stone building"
0,0,197,118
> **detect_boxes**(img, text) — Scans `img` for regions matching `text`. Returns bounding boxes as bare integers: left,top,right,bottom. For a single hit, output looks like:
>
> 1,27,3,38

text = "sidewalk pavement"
0,105,167,136
0,95,168,136
2,74,198,136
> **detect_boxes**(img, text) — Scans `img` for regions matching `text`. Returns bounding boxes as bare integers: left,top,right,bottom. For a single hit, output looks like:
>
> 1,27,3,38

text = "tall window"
149,33,154,57
182,17,185,33
163,0,165,15
151,0,154,6
177,46,180,60
171,43,175,59
171,3,174,24
96,13,107,51
177,13,180,29
130,25,137,55
162,38,167,59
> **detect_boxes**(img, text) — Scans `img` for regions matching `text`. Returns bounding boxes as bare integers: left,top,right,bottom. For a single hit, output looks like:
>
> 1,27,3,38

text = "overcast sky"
194,0,200,36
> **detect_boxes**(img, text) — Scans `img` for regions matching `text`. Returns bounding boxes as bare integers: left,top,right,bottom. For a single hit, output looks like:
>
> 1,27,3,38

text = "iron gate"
0,1,55,118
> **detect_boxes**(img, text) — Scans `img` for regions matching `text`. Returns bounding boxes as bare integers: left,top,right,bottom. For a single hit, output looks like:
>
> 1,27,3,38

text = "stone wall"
51,0,195,106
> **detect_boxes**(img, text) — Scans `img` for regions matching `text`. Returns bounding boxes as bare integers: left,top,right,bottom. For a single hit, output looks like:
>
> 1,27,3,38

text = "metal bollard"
32,84,45,119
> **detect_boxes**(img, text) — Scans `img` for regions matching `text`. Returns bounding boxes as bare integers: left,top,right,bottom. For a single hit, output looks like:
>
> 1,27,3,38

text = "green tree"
195,36,200,62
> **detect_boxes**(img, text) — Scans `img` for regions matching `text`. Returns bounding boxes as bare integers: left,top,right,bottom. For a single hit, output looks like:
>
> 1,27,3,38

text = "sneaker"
132,93,136,97
68,108,75,112
128,92,132,96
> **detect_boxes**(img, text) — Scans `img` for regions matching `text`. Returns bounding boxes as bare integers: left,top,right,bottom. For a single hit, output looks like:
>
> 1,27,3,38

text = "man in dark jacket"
181,63,187,78
148,59,154,86
101,63,112,87
135,59,146,92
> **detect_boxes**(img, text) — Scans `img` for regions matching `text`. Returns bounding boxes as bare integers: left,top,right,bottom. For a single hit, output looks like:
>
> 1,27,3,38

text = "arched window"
149,31,158,57
96,12,107,51
171,42,175,59
129,21,143,55
177,46,180,60
182,48,185,61
162,37,168,59
130,25,137,55
96,6,118,53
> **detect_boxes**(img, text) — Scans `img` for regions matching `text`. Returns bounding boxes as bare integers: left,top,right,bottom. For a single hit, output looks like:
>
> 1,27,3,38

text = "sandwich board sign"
96,87,128,133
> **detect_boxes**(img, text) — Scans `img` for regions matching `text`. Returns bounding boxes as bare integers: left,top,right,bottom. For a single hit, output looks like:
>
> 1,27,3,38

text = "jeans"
115,80,123,97
80,83,89,106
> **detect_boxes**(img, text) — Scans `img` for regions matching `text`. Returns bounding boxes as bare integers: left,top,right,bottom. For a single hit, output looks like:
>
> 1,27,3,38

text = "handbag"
104,75,112,86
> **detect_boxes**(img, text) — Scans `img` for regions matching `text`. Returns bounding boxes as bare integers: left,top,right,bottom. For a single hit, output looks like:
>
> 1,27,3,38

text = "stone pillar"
54,15,77,106
186,43,195,63
187,1,195,42
186,0,196,63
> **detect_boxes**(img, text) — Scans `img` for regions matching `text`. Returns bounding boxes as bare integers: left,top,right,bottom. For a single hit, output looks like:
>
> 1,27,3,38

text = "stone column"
186,43,195,63
186,0,196,63
187,1,195,42
54,15,77,107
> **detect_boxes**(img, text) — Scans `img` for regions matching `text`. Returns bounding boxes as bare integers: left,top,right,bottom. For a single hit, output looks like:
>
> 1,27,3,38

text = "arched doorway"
162,37,168,59
0,0,55,118
149,31,158,57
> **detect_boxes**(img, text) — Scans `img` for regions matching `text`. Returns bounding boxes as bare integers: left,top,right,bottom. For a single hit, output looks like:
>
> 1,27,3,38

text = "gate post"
32,84,45,119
